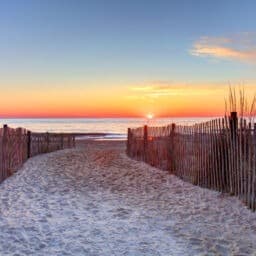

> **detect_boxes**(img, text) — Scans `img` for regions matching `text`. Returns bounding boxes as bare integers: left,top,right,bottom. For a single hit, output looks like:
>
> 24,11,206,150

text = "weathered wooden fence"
127,112,256,211
0,125,75,183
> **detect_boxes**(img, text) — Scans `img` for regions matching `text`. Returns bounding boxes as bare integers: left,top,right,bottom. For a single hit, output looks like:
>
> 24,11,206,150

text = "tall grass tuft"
227,84,256,121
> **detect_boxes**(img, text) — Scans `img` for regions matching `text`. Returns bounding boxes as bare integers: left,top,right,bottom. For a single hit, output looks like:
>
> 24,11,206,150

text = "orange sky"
1,81,255,118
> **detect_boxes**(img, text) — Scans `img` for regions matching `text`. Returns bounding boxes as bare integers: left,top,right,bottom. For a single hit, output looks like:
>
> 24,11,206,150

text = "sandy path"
0,140,256,256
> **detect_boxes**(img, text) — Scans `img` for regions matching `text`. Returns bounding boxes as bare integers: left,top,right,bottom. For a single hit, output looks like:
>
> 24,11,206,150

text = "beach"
0,140,256,255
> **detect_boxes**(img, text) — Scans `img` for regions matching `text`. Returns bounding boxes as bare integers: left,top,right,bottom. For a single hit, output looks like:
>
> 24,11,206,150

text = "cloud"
190,33,256,63
128,82,222,101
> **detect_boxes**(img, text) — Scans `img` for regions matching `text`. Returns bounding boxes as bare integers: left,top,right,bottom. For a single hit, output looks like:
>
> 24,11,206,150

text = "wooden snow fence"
127,112,256,211
29,132,75,157
0,125,75,183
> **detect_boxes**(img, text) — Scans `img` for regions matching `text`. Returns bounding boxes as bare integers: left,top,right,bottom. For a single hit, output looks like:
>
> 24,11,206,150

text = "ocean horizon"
0,117,218,135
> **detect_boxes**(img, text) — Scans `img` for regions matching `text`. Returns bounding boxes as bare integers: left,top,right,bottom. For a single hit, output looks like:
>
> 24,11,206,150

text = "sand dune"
0,140,255,255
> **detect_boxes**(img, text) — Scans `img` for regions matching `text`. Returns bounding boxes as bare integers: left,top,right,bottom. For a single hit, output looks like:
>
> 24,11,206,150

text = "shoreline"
74,132,127,141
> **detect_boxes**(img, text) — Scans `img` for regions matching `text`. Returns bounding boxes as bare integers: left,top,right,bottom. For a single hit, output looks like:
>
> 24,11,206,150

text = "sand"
0,140,256,256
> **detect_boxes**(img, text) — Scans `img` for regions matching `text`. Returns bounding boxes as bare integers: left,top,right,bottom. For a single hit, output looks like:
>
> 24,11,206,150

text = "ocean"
0,117,216,135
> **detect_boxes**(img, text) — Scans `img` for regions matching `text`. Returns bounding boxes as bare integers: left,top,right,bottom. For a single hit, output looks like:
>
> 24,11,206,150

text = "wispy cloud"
190,33,256,63
128,81,222,101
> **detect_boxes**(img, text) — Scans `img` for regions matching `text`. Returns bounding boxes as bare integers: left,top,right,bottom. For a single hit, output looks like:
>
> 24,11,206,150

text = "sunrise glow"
0,2,255,118
146,113,154,119
0,81,256,118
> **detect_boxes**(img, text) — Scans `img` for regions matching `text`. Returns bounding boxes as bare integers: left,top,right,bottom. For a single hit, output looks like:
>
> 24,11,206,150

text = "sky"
1,0,256,117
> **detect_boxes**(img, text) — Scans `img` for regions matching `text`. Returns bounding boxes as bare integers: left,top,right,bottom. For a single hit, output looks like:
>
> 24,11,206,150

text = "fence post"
144,125,148,162
230,112,238,141
2,124,8,180
0,128,3,182
230,111,238,195
68,136,71,148
60,134,64,149
46,132,50,152
3,124,8,135
27,131,31,158
17,128,22,165
169,123,176,173
127,128,131,155
72,135,75,147
253,123,256,211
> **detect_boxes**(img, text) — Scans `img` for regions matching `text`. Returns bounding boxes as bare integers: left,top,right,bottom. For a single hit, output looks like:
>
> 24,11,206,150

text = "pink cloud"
191,34,256,63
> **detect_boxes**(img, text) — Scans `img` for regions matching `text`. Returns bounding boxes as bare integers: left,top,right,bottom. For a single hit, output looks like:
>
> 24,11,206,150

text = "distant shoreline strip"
75,133,127,141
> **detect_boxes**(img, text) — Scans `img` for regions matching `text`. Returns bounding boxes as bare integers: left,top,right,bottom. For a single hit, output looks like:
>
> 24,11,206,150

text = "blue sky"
1,0,255,83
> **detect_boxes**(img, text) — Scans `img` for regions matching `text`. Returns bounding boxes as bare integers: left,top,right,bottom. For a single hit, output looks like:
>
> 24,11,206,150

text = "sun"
146,113,154,119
